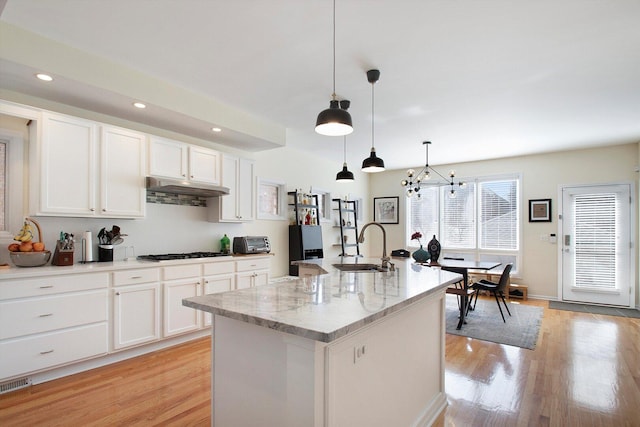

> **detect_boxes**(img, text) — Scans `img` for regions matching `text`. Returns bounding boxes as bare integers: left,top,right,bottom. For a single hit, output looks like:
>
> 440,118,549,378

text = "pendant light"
336,135,355,182
315,0,353,136
362,69,385,172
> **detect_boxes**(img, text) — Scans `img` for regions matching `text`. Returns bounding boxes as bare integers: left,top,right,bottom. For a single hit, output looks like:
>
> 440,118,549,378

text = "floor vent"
0,377,32,394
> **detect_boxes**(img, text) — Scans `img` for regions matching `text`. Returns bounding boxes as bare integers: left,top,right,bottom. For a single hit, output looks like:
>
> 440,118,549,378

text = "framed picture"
373,196,399,224
529,198,552,222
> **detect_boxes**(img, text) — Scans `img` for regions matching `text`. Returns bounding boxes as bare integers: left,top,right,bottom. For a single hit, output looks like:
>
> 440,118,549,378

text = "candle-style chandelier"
400,141,465,198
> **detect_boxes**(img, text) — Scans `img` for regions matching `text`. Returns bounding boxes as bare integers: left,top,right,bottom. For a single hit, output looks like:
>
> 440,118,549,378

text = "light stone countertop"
0,254,270,280
183,257,460,343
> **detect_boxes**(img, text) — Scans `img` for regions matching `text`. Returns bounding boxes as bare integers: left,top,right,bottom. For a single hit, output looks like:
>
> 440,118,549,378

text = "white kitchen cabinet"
100,125,147,217
36,112,97,216
112,268,161,350
33,112,146,218
210,154,255,222
149,136,220,185
235,257,270,289
163,264,203,337
0,272,109,380
202,260,236,326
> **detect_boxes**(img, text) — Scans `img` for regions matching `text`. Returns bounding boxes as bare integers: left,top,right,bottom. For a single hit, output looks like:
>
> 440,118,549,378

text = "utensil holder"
52,241,74,266
98,244,114,262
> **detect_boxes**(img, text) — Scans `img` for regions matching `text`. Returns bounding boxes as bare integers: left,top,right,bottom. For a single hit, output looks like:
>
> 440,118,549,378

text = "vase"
412,245,429,263
427,235,441,263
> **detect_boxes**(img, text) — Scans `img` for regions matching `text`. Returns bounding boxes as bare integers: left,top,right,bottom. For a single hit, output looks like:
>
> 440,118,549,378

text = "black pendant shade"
361,147,385,172
316,100,353,136
336,164,355,181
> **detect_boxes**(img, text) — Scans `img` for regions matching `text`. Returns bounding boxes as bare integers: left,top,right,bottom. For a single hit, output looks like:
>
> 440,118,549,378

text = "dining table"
427,259,502,329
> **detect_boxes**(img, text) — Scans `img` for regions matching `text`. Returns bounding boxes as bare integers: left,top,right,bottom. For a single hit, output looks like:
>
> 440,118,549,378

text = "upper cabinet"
149,136,220,185
31,112,146,218
209,154,255,222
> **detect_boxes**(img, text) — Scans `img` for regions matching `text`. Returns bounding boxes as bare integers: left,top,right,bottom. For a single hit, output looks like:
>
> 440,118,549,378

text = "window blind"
574,193,617,289
441,184,475,248
479,180,518,250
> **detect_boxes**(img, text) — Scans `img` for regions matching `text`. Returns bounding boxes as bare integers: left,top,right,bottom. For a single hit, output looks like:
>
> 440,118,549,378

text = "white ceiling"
1,0,639,170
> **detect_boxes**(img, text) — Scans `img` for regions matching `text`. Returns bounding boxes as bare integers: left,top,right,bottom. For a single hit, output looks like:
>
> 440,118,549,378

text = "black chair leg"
499,292,511,316
493,291,506,322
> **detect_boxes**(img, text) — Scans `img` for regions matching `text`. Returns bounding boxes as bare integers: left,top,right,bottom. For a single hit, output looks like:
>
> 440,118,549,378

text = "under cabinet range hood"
145,177,230,197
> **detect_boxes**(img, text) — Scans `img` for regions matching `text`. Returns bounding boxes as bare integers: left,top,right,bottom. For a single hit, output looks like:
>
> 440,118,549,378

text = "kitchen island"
183,257,459,426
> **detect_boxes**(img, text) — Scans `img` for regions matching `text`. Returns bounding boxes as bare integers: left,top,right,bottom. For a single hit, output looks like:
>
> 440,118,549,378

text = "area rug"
549,301,640,319
445,295,543,350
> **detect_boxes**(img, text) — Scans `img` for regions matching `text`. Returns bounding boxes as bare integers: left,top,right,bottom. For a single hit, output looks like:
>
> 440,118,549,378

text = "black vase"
427,235,441,263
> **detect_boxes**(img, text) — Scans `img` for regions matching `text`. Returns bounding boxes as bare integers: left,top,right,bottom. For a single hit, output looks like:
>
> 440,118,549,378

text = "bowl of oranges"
8,218,51,267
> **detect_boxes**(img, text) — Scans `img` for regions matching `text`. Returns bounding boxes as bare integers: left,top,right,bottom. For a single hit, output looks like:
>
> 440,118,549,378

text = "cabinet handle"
102,208,107,212
182,174,186,177
116,292,121,296
130,276,142,279
39,313,53,317
40,350,54,355
90,208,95,212
39,285,54,289
190,175,194,178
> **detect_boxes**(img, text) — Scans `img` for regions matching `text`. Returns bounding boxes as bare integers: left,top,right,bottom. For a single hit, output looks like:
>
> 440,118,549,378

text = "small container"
98,244,114,262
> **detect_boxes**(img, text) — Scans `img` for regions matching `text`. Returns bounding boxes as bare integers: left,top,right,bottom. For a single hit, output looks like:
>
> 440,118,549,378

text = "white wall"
368,143,639,301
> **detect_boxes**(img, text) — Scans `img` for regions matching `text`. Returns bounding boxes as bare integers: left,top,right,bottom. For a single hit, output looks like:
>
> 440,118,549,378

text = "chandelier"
400,141,464,198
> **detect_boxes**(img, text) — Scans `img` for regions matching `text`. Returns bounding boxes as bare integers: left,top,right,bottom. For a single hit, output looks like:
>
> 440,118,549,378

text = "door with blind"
560,184,633,307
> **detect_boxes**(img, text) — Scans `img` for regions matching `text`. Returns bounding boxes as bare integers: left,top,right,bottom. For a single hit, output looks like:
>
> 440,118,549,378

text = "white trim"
0,128,25,238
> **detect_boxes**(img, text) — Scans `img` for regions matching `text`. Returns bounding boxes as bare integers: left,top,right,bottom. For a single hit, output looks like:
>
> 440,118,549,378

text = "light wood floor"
1,298,639,426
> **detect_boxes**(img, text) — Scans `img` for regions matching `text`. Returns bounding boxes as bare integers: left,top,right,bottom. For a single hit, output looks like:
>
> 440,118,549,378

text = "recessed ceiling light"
133,102,146,109
35,73,53,82
211,127,222,132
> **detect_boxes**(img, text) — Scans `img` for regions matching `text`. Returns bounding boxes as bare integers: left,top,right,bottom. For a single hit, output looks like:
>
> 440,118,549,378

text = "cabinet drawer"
0,323,108,380
113,268,160,286
236,257,270,272
163,264,201,281
0,290,108,340
203,261,235,276
0,273,109,300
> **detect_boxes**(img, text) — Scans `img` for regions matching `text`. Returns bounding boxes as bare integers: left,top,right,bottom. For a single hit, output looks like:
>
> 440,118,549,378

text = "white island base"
211,289,447,426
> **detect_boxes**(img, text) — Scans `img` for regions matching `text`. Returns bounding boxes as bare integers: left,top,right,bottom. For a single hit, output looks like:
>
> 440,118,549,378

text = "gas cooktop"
137,252,231,262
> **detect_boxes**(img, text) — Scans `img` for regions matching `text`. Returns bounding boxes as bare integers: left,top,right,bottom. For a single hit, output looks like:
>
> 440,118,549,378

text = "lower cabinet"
163,265,202,337
112,268,161,350
235,257,270,289
0,272,109,379
112,283,161,350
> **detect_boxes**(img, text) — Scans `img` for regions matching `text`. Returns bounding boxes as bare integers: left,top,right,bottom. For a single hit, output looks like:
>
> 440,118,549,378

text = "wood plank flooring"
1,298,639,426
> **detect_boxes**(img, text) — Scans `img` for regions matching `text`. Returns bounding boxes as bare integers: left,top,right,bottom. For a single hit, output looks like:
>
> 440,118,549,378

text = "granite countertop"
183,257,460,343
0,253,271,280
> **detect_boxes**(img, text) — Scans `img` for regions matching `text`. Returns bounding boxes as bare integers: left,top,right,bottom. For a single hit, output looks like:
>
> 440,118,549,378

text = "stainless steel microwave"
233,236,271,254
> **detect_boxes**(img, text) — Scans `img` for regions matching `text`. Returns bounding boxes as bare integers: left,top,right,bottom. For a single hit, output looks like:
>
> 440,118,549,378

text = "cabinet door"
237,157,255,221
202,274,235,326
148,136,187,179
236,270,268,289
220,154,240,221
113,283,161,350
164,279,202,337
101,126,146,218
189,146,220,184
39,112,97,215
218,155,254,222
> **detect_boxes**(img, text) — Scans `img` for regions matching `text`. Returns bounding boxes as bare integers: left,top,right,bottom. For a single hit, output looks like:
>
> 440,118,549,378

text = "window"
311,187,332,223
256,178,286,220
408,174,521,271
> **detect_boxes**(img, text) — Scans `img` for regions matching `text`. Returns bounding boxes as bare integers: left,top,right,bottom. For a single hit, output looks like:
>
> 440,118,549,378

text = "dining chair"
470,264,512,322
442,266,476,316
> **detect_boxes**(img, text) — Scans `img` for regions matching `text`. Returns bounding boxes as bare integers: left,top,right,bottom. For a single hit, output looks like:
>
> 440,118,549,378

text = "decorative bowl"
10,251,52,267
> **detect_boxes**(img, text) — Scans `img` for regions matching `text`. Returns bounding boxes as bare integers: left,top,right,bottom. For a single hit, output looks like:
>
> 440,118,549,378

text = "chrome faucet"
358,222,392,270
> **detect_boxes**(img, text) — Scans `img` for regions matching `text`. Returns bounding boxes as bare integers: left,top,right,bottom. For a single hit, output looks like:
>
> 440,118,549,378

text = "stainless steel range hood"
146,177,230,197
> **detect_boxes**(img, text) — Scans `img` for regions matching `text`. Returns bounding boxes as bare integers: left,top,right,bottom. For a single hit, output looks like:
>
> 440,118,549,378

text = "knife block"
52,241,74,266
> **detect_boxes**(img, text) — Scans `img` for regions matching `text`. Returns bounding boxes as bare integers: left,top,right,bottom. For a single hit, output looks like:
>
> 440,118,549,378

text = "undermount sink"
332,263,382,272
